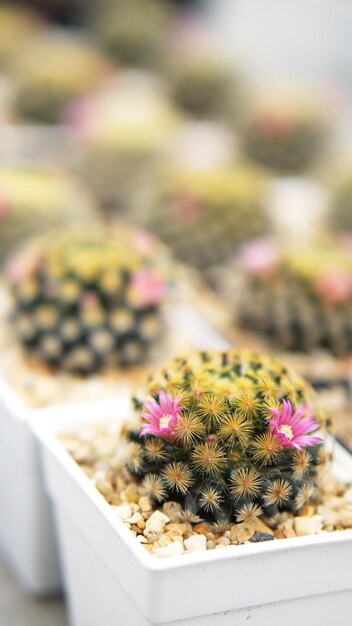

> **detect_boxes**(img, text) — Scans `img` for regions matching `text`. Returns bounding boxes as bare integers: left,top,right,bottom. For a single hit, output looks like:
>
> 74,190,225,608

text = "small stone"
317,506,338,527
229,524,239,543
294,515,324,536
121,485,139,504
164,523,188,536
184,534,207,552
112,503,132,521
253,519,274,536
126,512,144,525
339,517,352,529
250,532,275,543
154,542,185,557
237,522,255,544
136,535,148,543
302,506,315,517
215,543,227,549
282,522,296,539
144,511,170,542
206,540,216,550
139,496,153,512
162,501,182,522
216,536,230,546
193,523,211,536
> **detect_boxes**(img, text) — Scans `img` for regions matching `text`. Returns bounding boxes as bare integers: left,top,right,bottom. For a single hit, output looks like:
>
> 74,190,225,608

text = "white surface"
36,403,352,626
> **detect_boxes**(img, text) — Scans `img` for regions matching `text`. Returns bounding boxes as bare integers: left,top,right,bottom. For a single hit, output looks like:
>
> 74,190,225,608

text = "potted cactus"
69,77,179,213
11,29,112,124
143,165,269,274
0,166,97,265
35,348,352,625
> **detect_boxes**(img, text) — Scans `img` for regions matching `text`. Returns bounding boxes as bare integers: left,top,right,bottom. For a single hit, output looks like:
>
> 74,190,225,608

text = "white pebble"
294,515,324,536
184,534,207,552
144,511,170,542
154,542,184,557
112,504,132,521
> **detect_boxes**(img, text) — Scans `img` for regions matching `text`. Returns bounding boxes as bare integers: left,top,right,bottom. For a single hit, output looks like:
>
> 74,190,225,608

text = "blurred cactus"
71,80,179,212
238,239,352,356
6,228,167,374
88,0,172,68
144,166,269,270
170,57,237,119
11,30,111,123
330,171,352,233
241,97,327,173
125,348,327,523
0,4,42,70
0,167,97,264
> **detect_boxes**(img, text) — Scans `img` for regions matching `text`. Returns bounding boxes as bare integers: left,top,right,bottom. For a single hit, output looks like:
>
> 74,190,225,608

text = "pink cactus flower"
140,391,184,440
82,292,99,309
256,113,296,139
239,238,280,279
129,269,166,308
315,271,352,305
268,399,323,450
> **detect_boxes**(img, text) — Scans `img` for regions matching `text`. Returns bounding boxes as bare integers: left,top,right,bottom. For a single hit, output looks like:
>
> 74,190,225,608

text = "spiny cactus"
238,238,352,356
241,98,327,173
125,349,327,524
144,166,269,271
170,57,237,119
6,228,167,374
72,83,178,212
0,167,97,264
88,0,172,68
11,30,111,123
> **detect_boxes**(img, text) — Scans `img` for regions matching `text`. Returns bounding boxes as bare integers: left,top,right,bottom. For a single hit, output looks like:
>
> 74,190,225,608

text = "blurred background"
1,0,352,623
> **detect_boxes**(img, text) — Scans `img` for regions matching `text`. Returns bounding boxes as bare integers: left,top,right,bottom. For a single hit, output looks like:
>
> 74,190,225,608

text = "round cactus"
170,57,237,119
0,167,97,264
125,348,327,523
6,228,167,374
71,80,179,212
241,97,327,173
11,30,112,123
88,0,171,68
237,238,352,356
144,166,269,270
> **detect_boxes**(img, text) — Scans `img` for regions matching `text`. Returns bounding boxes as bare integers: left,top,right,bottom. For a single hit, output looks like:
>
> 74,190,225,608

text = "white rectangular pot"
0,303,228,596
35,404,352,626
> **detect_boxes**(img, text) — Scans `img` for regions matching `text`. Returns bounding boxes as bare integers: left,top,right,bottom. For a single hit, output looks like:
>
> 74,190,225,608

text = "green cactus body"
238,240,352,356
170,58,237,119
89,0,171,68
11,31,111,123
241,99,326,173
0,167,97,264
125,349,327,524
7,229,167,374
145,166,269,270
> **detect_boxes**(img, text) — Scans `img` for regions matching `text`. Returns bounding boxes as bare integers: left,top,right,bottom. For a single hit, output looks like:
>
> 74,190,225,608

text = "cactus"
0,167,97,264
241,97,326,173
72,82,178,212
0,5,41,70
170,57,237,119
124,348,327,524
12,30,111,123
330,170,352,234
238,238,352,356
144,166,269,270
88,0,171,68
6,228,167,374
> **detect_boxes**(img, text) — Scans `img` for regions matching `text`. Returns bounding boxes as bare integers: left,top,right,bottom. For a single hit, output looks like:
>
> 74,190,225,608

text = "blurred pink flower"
82,292,99,308
256,113,296,138
140,391,184,440
6,249,41,285
268,399,323,451
63,96,97,141
315,271,352,305
239,238,279,278
129,269,166,307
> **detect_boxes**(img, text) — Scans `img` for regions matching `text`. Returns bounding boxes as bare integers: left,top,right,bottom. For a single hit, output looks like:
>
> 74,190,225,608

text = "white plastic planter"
35,402,352,626
0,303,228,596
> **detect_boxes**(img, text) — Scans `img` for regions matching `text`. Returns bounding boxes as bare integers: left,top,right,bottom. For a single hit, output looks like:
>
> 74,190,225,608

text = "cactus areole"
126,349,328,524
